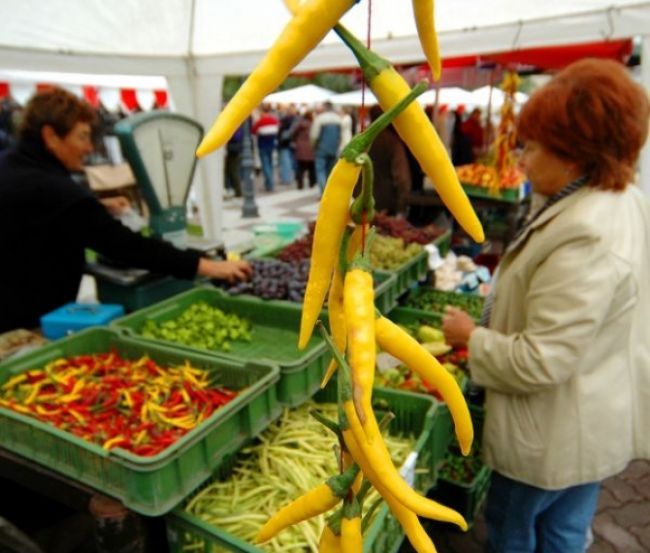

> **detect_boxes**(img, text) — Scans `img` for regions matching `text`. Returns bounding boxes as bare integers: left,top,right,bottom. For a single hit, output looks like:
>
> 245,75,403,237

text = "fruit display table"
407,186,530,249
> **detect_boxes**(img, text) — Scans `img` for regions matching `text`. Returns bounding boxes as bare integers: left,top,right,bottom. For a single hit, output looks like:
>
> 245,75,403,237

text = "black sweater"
0,140,201,332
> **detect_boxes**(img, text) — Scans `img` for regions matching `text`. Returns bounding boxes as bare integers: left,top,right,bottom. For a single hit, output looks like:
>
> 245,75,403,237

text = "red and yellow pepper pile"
0,353,237,457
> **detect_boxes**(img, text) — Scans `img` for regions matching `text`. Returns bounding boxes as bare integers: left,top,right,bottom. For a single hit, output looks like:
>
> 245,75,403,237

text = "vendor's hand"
442,306,476,349
100,196,131,215
198,258,253,283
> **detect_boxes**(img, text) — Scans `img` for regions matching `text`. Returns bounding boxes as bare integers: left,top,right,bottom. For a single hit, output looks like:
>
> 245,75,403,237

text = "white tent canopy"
1,0,649,239
263,84,336,105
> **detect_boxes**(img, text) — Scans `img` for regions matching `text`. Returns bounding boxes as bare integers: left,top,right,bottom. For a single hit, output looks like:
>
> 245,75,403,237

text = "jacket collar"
16,138,69,175
505,186,591,254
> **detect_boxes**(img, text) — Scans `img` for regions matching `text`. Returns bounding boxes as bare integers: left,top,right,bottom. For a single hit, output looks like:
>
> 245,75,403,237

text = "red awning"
82,86,100,108
153,89,168,109
440,39,633,71
120,88,140,111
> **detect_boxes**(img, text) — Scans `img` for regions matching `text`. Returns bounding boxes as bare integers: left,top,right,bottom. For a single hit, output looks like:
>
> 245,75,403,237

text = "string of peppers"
0,352,237,457
255,85,474,551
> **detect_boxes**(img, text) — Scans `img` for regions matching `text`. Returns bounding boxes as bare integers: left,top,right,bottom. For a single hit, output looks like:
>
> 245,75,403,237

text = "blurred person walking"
278,104,298,186
252,104,279,191
310,101,341,193
292,110,316,189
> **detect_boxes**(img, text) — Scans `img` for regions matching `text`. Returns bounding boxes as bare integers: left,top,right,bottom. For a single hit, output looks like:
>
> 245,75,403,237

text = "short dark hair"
19,87,97,144
518,59,649,191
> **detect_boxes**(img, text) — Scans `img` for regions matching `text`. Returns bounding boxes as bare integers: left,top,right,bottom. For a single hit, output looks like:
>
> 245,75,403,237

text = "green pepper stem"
361,496,384,532
317,320,354,407
327,463,361,498
348,227,376,272
350,153,375,225
326,509,343,536
341,81,428,162
309,408,341,438
334,24,390,82
343,495,362,520
338,226,354,276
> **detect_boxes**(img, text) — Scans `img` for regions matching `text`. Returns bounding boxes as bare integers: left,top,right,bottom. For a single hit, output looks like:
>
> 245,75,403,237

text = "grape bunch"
224,259,310,302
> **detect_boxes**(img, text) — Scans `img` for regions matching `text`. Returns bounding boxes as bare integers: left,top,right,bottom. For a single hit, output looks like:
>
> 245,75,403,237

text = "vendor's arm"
73,195,251,282
467,232,629,395
197,258,253,283
99,196,130,215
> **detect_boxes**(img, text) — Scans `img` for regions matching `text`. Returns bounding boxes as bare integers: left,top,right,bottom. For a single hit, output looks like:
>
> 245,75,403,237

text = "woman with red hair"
442,59,650,552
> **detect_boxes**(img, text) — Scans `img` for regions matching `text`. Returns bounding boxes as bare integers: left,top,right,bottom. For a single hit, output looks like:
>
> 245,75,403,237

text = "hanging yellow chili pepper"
281,3,482,242
412,0,442,81
341,497,363,553
319,524,342,552
336,25,484,243
256,463,360,543
298,81,428,349
196,0,356,157
344,264,376,427
321,225,364,389
320,323,468,530
375,315,473,455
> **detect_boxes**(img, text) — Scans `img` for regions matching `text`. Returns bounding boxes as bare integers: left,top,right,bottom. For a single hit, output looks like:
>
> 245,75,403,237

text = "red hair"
518,59,649,190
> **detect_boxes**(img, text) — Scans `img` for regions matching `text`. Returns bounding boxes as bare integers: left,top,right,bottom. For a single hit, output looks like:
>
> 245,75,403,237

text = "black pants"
296,160,316,189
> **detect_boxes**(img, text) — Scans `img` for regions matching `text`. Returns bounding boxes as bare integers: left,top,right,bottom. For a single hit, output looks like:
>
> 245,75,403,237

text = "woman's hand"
198,258,253,283
442,306,476,348
100,196,131,215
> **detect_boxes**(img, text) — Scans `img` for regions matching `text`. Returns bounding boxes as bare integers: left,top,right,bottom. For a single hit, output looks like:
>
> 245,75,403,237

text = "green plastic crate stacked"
402,287,485,322
166,386,439,553
0,328,280,516
112,287,329,406
428,405,490,528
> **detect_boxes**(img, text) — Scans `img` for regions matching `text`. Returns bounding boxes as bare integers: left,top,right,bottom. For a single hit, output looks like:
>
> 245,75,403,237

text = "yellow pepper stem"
350,153,375,225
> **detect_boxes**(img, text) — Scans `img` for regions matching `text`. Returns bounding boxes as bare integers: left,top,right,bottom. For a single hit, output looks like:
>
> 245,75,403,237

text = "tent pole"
640,35,650,196
167,71,225,243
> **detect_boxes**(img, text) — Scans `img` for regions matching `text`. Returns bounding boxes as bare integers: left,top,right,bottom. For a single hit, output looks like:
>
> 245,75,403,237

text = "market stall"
1,2,649,552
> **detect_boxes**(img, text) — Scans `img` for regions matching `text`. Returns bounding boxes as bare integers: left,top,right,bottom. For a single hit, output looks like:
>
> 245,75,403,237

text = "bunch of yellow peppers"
197,2,481,551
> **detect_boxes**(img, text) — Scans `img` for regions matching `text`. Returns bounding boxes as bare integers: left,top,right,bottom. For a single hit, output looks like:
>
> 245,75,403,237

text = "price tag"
399,451,418,488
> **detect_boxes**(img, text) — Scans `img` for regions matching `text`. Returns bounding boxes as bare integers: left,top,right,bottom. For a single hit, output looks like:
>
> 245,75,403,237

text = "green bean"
184,402,416,552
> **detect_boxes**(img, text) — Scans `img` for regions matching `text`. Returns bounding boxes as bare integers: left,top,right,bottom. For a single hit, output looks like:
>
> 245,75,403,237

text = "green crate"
433,229,452,257
165,387,438,553
374,248,429,306
401,287,485,322
428,406,489,528
462,183,526,204
112,287,328,407
0,328,280,516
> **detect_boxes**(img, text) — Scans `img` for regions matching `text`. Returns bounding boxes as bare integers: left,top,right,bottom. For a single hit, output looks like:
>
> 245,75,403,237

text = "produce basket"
374,248,428,305
380,307,470,478
428,405,490,528
166,387,438,553
462,182,528,204
233,255,399,315
112,287,328,407
0,328,280,516
401,287,485,322
433,228,452,257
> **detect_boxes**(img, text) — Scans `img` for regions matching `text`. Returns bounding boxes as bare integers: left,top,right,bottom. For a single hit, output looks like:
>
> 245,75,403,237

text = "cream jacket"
469,185,650,489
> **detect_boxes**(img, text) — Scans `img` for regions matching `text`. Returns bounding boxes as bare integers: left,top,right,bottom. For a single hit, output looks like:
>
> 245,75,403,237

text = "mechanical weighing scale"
86,111,223,311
